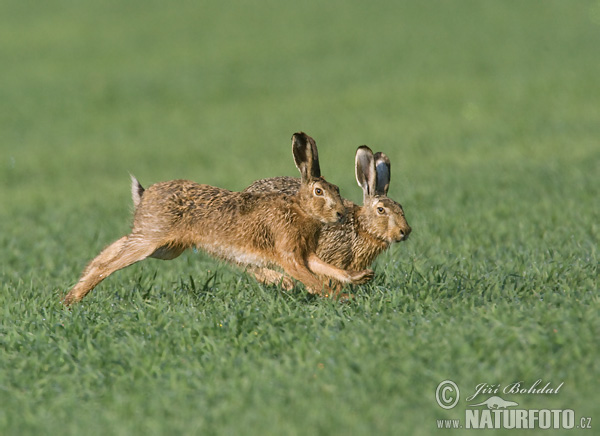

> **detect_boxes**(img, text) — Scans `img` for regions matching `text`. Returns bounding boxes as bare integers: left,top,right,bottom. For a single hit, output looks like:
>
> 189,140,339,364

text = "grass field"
1,1,598,435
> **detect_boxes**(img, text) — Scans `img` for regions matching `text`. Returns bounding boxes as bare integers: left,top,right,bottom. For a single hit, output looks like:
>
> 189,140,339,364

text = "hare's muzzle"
396,225,411,242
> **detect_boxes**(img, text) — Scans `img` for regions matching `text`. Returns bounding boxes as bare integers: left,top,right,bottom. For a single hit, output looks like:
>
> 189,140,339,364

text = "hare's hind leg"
63,235,160,306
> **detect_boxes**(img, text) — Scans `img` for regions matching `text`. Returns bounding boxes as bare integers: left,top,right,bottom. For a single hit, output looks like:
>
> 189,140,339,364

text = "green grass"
1,1,599,435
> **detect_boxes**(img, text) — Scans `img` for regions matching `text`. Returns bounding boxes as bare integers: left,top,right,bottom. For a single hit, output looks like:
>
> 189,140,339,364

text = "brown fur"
244,146,411,288
63,133,374,306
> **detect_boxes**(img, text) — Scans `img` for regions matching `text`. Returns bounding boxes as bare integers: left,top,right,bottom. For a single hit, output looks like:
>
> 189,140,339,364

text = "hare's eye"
377,206,385,214
314,187,323,196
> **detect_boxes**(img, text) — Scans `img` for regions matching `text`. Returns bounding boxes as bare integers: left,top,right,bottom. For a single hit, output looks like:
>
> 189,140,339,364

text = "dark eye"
377,206,385,214
314,187,323,196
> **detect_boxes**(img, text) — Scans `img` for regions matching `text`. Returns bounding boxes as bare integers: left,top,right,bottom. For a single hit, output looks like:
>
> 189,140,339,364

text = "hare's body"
133,180,325,268
245,146,411,287
63,133,373,306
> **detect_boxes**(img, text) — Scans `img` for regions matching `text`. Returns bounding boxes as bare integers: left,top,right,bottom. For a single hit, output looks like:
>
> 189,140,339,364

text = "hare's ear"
355,145,376,201
373,152,391,196
292,132,321,182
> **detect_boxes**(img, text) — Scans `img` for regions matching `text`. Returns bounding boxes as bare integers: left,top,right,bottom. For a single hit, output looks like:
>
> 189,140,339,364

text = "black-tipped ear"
373,152,391,196
355,145,375,200
292,132,321,181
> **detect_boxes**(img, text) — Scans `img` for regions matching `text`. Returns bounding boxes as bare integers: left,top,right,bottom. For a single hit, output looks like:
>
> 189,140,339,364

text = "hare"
244,145,411,288
62,132,374,306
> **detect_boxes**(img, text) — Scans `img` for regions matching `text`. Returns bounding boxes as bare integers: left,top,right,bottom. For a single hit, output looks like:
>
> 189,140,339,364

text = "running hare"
63,133,373,305
245,145,411,288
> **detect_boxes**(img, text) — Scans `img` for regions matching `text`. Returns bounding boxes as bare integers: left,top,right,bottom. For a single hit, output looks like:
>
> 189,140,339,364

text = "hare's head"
356,146,411,244
292,132,346,224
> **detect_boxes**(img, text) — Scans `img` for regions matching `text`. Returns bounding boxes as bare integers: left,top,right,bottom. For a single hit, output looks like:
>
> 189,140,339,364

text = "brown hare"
244,145,411,289
63,132,374,305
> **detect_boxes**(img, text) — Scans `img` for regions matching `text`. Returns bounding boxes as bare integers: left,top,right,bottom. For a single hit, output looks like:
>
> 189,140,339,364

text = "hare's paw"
349,269,374,284
280,275,295,291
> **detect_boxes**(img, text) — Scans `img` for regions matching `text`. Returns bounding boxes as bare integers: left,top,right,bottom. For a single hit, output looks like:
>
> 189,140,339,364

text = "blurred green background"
1,1,598,435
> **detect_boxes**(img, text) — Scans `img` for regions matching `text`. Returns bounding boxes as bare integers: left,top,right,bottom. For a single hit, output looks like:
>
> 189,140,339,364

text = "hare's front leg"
63,235,160,306
247,266,295,290
306,254,374,285
276,256,338,297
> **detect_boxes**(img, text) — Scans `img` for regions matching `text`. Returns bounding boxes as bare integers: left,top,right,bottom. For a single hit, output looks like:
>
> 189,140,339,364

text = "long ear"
355,145,376,201
292,132,321,182
373,152,391,195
